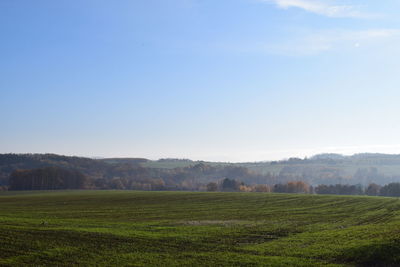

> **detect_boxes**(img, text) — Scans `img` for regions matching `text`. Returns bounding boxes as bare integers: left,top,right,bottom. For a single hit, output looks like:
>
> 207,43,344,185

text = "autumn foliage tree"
221,178,241,192
273,181,310,194
206,182,218,192
365,183,381,196
252,184,271,192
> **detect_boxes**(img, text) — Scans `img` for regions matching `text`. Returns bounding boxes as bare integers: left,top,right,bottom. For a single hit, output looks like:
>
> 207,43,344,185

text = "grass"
0,191,400,266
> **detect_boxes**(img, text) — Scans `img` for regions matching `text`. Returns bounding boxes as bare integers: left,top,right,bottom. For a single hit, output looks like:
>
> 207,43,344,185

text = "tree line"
3,154,400,197
9,167,88,190
205,178,400,197
4,166,400,197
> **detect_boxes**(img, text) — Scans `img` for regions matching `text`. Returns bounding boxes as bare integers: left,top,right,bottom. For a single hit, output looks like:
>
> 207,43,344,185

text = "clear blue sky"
1,0,400,162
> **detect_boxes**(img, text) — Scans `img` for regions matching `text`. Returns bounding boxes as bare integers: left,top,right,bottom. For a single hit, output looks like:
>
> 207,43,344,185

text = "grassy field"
1,191,400,266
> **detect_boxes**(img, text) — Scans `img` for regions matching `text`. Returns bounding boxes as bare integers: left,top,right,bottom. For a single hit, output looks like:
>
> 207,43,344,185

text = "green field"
1,191,400,266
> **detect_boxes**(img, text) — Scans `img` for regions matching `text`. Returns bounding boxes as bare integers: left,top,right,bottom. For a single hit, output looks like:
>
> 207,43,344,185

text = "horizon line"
3,151,400,164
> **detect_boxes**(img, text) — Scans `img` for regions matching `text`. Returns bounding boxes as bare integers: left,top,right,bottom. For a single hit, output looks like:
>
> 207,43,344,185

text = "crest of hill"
3,153,400,188
310,153,347,160
100,158,149,165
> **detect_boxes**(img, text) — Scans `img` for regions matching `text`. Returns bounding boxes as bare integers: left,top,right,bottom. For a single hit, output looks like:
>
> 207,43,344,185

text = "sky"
1,0,400,162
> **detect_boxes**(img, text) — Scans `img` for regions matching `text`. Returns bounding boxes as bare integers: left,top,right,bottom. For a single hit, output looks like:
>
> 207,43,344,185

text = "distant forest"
3,153,400,196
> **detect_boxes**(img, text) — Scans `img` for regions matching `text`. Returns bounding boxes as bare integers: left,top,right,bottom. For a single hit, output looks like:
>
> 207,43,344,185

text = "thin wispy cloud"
262,0,375,18
255,28,400,56
223,28,400,56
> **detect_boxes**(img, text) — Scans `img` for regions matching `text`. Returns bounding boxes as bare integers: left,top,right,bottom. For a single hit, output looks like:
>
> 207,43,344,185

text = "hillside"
0,154,263,190
1,191,400,266
142,153,400,185
3,153,400,189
